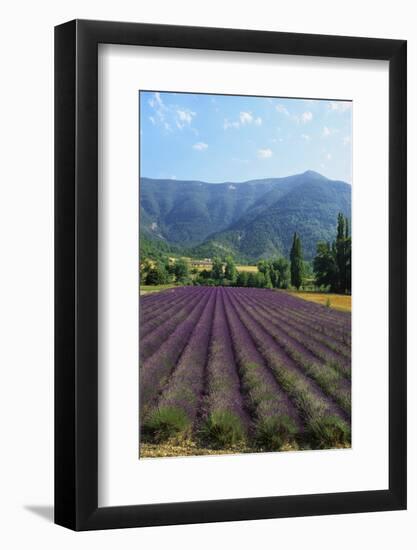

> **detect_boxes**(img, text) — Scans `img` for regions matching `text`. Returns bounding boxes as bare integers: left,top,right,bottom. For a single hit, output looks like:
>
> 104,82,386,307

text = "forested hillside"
140,171,351,261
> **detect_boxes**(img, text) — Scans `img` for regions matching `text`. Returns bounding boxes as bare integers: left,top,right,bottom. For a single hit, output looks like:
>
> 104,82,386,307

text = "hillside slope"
140,171,351,260
140,177,279,246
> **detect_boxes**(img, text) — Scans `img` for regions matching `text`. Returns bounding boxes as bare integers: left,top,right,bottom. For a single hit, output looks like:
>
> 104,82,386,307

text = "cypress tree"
290,233,303,290
313,213,351,294
336,213,347,292
345,217,351,293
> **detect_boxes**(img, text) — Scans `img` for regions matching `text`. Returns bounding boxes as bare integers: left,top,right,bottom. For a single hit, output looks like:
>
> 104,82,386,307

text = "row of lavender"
140,286,351,451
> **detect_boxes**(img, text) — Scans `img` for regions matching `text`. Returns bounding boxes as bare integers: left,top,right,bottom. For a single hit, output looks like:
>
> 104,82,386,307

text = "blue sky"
140,91,352,184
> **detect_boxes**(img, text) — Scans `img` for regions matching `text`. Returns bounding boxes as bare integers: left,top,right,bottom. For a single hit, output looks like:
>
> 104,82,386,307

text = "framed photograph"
55,20,407,530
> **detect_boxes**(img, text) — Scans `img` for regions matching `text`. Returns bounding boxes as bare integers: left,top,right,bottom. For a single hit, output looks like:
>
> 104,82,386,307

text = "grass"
309,415,351,449
254,415,299,451
286,291,351,312
142,407,191,442
140,283,178,295
200,410,247,448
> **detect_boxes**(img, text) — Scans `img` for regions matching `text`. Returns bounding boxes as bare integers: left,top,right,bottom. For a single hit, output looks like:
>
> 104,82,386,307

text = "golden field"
236,264,258,273
286,291,351,312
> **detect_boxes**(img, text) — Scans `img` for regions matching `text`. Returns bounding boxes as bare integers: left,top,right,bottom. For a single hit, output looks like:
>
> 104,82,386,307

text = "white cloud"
224,112,262,130
257,148,273,159
223,118,240,130
148,92,163,109
192,142,208,151
322,126,332,137
276,104,290,116
326,152,332,160
276,105,312,124
329,101,351,112
148,92,167,126
228,184,237,190
301,134,311,142
175,109,196,128
301,111,313,123
147,92,196,133
343,135,351,145
240,111,253,125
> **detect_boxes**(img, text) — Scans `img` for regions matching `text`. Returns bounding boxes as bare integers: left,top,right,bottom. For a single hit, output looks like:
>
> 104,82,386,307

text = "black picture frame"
55,19,407,531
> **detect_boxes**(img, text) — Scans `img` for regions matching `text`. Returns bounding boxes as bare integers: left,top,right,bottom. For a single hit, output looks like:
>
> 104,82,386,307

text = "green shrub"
254,415,298,451
201,410,246,447
142,407,190,442
309,415,351,449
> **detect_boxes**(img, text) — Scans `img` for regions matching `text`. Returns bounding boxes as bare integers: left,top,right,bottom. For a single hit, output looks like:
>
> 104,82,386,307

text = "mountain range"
140,170,351,261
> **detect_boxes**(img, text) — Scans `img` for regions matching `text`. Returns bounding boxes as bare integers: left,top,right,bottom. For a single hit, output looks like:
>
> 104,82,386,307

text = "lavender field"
139,286,351,457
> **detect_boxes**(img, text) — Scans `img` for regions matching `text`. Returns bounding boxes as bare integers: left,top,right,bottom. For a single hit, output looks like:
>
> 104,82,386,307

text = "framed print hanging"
55,19,406,530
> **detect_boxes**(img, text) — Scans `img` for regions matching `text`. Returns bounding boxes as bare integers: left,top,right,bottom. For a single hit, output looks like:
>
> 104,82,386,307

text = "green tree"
272,257,290,289
165,260,176,276
345,224,351,293
313,242,338,290
198,269,211,280
335,213,347,292
236,271,249,287
290,233,304,289
264,270,273,289
174,258,189,282
145,262,169,285
140,259,153,284
211,257,224,280
257,260,270,274
256,272,266,288
224,256,238,283
313,213,351,293
247,272,258,288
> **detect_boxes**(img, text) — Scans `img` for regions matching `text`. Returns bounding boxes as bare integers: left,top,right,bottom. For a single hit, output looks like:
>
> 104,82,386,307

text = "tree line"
194,256,288,289
278,212,351,294
141,257,192,286
140,213,351,294
313,213,351,293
